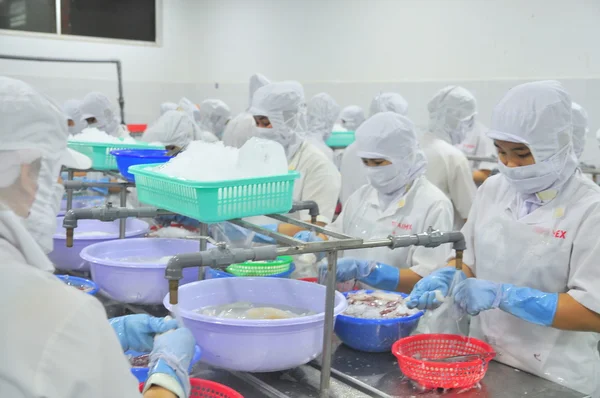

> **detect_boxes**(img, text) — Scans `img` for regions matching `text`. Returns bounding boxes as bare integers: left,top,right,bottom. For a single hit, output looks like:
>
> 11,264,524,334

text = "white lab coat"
0,211,140,398
289,141,341,223
462,172,600,396
456,122,497,172
306,136,334,162
329,175,454,277
420,132,476,230
339,142,368,204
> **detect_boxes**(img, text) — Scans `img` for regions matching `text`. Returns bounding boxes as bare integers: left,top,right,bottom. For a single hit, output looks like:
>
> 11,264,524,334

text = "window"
61,0,156,42
0,0,157,43
0,0,57,33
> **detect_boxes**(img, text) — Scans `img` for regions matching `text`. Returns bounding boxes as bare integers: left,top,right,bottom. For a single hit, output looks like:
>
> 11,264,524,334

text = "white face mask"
497,144,572,195
364,164,409,195
24,159,63,254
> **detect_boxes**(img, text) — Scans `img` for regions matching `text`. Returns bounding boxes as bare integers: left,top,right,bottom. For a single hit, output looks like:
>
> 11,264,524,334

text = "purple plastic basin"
48,217,149,272
163,277,347,372
81,238,207,304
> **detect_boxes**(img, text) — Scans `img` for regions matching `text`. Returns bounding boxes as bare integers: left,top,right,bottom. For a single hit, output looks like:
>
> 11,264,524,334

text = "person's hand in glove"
453,278,558,326
144,327,196,398
318,258,400,291
407,267,466,310
109,314,178,352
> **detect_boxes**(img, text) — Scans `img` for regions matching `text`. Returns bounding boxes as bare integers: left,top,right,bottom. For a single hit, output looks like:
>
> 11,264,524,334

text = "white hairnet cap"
355,111,428,185
160,102,178,115
249,81,304,116
428,86,477,136
571,102,588,159
62,99,86,135
249,73,271,106
142,110,195,148
0,77,91,186
80,92,120,136
340,106,366,131
369,92,409,117
178,97,201,123
307,93,340,142
198,99,231,137
487,80,572,162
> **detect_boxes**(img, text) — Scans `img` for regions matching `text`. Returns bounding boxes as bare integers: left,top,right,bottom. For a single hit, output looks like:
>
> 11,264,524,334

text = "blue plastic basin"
110,149,170,182
334,290,424,352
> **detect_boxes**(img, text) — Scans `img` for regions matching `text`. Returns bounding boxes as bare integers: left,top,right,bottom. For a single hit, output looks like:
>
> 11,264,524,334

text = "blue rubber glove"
318,258,400,291
453,279,559,326
253,223,279,244
407,266,466,310
293,231,325,261
146,327,196,398
109,315,178,352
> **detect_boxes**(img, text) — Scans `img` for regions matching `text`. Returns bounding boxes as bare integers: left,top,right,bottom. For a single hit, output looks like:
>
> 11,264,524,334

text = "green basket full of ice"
129,138,300,223
68,128,163,170
326,131,355,148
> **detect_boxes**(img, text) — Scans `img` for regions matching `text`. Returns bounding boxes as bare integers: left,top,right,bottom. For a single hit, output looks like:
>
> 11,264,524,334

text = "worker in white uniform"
339,105,365,132
248,73,271,106
80,92,130,138
160,102,178,116
340,93,408,205
408,81,600,396
311,112,453,292
456,119,497,185
0,77,195,398
62,99,86,135
306,92,341,162
249,81,341,223
197,99,231,140
178,97,219,142
421,86,477,230
142,110,195,148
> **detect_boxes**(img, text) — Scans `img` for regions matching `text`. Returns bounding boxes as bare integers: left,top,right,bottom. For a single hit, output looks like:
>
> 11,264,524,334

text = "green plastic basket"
326,131,355,148
129,164,301,223
67,140,163,171
226,256,293,276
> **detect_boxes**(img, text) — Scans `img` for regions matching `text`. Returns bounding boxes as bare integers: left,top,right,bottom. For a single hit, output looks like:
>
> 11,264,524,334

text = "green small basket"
68,140,163,170
226,256,293,276
326,131,355,148
129,164,301,223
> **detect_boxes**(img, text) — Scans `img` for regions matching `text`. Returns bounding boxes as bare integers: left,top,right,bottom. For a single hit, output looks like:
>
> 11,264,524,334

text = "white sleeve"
36,296,141,398
567,202,600,314
298,155,342,223
409,199,454,277
460,179,487,273
448,153,477,220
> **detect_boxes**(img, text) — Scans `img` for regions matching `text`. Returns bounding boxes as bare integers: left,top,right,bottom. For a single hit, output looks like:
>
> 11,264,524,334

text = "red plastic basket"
392,334,495,389
139,378,243,398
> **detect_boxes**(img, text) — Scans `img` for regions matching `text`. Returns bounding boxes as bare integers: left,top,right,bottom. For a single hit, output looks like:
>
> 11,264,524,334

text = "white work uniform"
462,172,600,396
289,141,341,223
456,121,496,172
421,132,476,230
329,175,453,276
339,142,368,204
0,211,140,398
307,136,334,162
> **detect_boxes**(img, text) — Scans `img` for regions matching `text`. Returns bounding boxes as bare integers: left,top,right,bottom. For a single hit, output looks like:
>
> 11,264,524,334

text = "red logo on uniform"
533,227,567,240
392,221,412,231
553,230,566,239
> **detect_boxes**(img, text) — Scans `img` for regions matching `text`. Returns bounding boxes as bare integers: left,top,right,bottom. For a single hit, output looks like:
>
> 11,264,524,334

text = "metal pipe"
289,200,320,224
267,214,356,241
0,54,125,123
228,219,307,246
63,205,171,247
66,169,75,211
63,180,135,190
119,187,127,239
198,223,209,280
319,250,338,397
